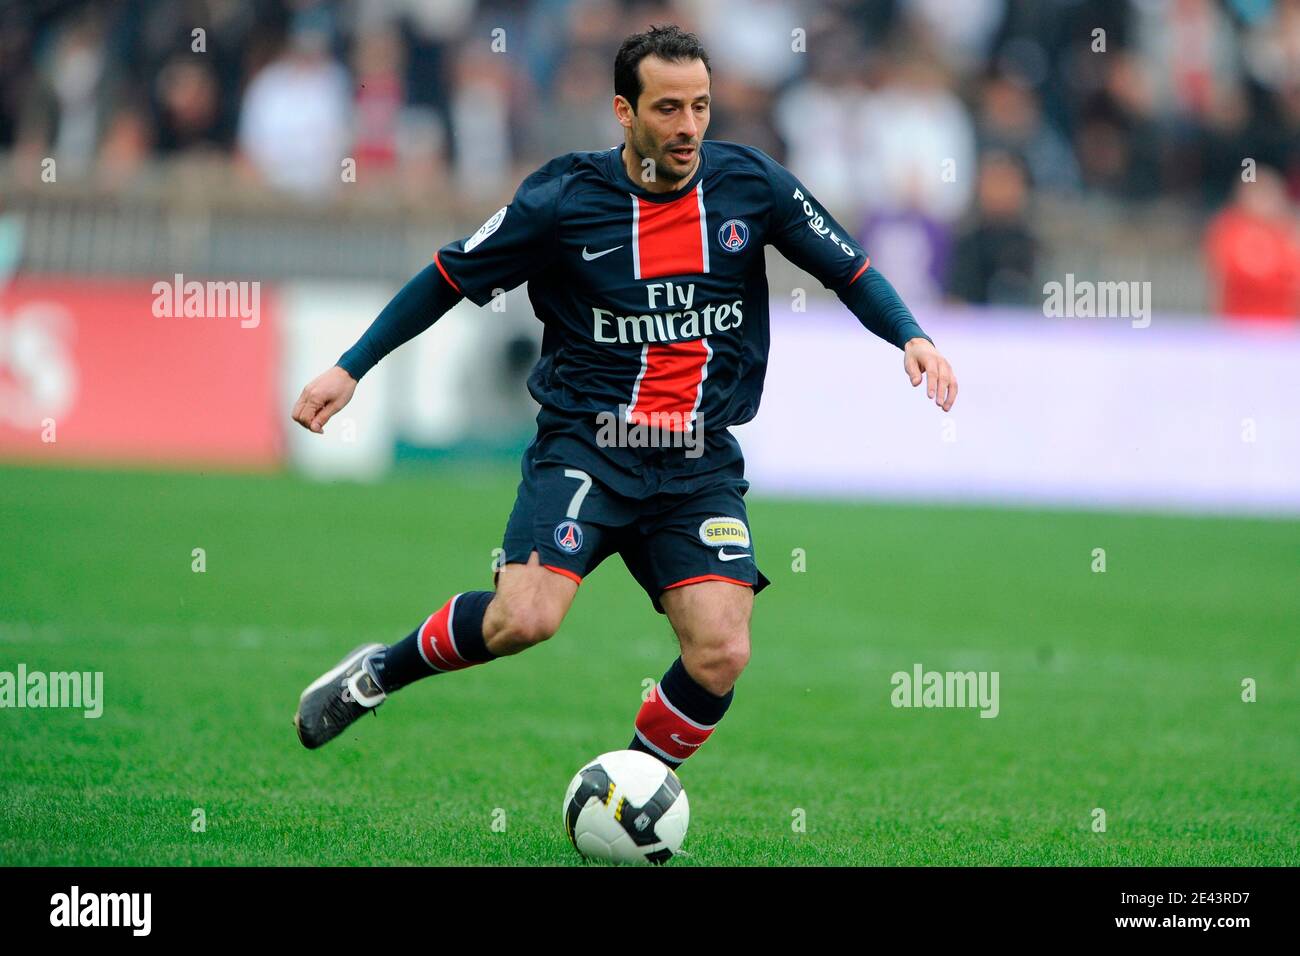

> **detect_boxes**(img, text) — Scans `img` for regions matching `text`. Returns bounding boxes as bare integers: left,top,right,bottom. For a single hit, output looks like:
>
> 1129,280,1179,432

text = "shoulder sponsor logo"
582,245,623,261
464,206,508,253
698,516,750,549
791,188,857,257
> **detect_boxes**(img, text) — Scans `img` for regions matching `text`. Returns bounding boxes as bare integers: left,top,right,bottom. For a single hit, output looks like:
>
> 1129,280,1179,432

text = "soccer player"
291,25,957,769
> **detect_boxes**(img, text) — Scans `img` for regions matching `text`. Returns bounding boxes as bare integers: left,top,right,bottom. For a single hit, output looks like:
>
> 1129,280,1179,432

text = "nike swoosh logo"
582,245,623,261
670,734,702,748
718,550,750,561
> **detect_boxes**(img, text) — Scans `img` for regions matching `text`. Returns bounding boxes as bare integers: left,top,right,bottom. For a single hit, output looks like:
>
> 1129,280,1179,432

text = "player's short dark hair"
614,24,711,113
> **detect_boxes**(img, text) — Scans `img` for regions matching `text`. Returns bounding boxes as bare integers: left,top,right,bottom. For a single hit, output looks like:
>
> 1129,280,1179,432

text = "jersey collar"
609,141,707,202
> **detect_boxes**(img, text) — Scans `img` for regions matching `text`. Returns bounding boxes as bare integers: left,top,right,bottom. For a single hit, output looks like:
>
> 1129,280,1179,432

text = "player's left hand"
903,337,958,412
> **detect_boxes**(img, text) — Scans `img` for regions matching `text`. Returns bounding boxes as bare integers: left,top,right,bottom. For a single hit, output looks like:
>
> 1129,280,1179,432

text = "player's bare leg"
660,581,753,696
483,551,579,656
294,550,577,749
626,580,753,768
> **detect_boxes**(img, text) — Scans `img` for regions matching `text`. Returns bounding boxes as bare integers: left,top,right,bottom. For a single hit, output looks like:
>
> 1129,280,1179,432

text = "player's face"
618,55,711,187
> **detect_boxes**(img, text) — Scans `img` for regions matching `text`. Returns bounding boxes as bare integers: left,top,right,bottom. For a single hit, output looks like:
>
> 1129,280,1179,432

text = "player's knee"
690,629,750,695
716,634,751,686
513,613,559,648
497,603,563,649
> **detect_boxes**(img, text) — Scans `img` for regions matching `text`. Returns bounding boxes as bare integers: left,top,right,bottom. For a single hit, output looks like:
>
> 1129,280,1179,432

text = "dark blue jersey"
431,140,927,498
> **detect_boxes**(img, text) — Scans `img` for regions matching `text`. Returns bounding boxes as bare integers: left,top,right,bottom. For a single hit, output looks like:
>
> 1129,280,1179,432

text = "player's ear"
613,94,634,129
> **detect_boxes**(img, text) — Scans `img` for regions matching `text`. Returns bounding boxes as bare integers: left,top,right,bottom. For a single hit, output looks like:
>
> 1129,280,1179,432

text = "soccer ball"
562,750,690,865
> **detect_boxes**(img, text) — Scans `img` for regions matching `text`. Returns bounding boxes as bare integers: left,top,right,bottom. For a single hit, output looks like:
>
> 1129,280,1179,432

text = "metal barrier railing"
1,158,1211,313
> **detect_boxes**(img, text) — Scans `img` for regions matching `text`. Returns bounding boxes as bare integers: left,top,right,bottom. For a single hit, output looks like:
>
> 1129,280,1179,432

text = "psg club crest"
554,520,584,553
717,218,749,253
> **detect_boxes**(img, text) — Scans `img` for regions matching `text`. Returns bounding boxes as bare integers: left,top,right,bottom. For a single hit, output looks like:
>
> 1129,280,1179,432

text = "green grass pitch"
1,464,1296,866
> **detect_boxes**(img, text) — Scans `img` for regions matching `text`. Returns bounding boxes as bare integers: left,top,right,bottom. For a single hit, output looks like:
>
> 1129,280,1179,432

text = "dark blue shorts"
497,447,770,614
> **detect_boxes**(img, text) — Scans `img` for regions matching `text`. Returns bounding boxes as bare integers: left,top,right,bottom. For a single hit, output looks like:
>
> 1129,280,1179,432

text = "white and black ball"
562,750,690,864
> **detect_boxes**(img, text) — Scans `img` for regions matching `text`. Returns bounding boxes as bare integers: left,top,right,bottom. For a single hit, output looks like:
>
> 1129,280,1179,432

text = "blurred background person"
13,10,121,182
1205,166,1300,320
945,150,1037,306
236,7,352,197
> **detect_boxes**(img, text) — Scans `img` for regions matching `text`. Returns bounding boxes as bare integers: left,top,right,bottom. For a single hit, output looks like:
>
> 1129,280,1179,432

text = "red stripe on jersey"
633,184,709,279
418,595,473,672
848,257,871,286
434,251,462,294
634,684,717,762
627,338,710,430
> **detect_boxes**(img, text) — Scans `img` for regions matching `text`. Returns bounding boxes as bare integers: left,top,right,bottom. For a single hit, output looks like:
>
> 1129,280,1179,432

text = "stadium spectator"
1205,168,1300,320
1074,52,1163,200
14,11,121,180
771,26,867,213
945,151,1037,306
236,10,352,197
351,28,406,175
975,70,1079,196
446,42,515,200
853,52,976,224
529,48,617,159
693,0,805,90
154,58,225,155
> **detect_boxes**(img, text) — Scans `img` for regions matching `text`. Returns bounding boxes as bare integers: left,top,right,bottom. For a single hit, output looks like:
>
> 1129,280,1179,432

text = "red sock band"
633,684,717,763
417,594,476,672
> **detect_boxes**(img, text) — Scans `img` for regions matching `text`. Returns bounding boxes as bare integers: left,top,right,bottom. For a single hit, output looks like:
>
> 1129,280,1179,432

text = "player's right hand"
291,365,357,434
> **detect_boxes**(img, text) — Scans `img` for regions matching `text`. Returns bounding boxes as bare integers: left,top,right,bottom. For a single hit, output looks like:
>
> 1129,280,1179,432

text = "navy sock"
627,734,684,767
371,591,496,693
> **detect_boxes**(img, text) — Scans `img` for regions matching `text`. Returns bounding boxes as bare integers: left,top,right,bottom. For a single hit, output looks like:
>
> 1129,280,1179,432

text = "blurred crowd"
1,0,1297,316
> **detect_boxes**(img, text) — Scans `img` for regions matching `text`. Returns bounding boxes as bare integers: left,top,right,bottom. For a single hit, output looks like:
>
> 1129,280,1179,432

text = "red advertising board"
0,277,281,468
